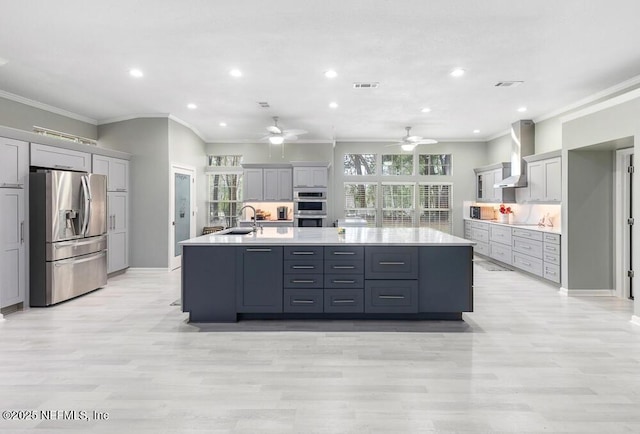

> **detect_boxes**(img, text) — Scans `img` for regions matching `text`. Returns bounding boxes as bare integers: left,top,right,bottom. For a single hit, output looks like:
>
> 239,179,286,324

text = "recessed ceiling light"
219,122,227,127
450,68,465,77
473,129,480,134
129,68,144,78
421,107,431,113
329,102,338,109
187,103,197,110
229,68,242,78
0,57,8,66
517,106,527,112
324,69,337,79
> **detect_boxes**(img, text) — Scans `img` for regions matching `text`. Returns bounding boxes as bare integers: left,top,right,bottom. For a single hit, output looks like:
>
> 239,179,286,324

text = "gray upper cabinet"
92,155,129,191
243,168,264,201
0,137,28,188
243,165,293,201
474,163,515,203
293,166,328,188
523,152,561,203
30,143,91,172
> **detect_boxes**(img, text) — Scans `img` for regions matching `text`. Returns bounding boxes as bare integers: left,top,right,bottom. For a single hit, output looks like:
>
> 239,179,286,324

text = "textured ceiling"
0,0,639,143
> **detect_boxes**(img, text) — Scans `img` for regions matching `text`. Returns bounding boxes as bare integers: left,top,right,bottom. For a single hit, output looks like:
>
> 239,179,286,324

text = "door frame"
169,163,196,270
615,148,634,299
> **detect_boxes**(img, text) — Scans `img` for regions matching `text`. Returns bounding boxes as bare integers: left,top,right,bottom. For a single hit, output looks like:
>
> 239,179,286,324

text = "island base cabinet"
283,288,323,313
419,246,473,313
236,246,283,313
365,280,418,314
181,247,237,322
324,288,364,313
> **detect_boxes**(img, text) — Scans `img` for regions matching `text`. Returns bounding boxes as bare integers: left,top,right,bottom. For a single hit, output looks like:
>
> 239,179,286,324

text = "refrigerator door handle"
80,175,91,236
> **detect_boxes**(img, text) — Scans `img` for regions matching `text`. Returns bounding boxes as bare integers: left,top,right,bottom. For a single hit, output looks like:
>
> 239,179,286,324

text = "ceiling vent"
257,101,270,108
353,82,380,89
494,81,524,88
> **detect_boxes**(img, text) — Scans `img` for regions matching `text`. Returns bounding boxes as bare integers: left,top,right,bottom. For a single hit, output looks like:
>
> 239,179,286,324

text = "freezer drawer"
46,235,107,261
43,250,107,306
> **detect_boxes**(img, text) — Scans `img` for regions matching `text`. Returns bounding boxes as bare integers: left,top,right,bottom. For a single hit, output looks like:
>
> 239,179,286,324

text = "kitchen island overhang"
180,227,474,323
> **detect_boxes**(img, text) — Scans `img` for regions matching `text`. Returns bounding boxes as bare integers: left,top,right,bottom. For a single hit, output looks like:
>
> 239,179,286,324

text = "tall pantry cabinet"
0,138,28,309
93,155,129,274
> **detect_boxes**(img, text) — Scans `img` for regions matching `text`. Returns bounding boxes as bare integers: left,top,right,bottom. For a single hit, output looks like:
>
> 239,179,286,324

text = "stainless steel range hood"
494,120,535,188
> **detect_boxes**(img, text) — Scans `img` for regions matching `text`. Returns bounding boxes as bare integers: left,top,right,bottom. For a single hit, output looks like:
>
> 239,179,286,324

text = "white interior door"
169,165,196,270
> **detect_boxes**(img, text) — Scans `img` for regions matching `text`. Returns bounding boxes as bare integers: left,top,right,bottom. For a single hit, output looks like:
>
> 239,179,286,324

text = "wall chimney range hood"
494,120,535,188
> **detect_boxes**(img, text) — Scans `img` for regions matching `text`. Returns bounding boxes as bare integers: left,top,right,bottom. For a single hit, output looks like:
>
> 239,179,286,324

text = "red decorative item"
499,204,513,214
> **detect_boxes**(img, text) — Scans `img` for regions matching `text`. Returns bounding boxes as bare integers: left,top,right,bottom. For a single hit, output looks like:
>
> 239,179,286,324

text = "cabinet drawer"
512,252,543,277
490,225,512,245
464,229,472,240
464,220,472,231
30,143,91,172
471,228,489,243
284,246,324,259
512,228,543,241
473,242,489,256
470,221,489,231
543,233,560,244
283,274,324,288
284,260,323,274
543,242,560,255
283,289,324,313
489,242,512,265
324,246,364,260
512,237,543,259
324,260,364,274
543,251,560,265
543,263,560,283
365,247,418,279
324,274,364,289
324,288,364,313
365,280,418,313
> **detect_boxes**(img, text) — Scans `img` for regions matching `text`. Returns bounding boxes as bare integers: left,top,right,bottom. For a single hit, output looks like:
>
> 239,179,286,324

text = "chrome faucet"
238,205,257,231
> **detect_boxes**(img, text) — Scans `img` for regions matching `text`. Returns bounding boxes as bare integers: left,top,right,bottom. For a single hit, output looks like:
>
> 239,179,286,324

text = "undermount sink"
215,227,255,235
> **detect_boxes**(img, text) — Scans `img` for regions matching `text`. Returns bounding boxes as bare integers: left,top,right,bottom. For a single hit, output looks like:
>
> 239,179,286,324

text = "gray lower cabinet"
324,288,364,313
365,247,418,279
365,280,418,313
283,288,324,312
418,246,473,313
236,246,283,313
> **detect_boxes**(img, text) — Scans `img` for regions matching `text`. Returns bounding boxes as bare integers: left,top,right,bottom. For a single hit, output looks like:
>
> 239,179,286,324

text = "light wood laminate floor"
1,259,640,433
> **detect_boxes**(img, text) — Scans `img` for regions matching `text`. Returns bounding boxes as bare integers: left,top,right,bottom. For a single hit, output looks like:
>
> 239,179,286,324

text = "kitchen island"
180,227,474,322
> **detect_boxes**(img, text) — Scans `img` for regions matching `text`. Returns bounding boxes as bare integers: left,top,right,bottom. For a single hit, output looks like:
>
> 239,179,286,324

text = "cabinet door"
243,169,263,201
31,143,91,172
277,168,293,200
236,246,283,312
293,167,311,187
263,169,279,200
491,169,503,202
107,192,128,273
544,158,561,202
527,161,544,201
0,137,28,188
419,246,473,313
93,156,129,192
310,168,328,187
481,172,492,202
0,189,25,308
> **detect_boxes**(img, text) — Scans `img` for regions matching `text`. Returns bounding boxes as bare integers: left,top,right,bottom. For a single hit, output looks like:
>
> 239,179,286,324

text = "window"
381,154,413,175
418,183,452,233
206,155,243,227
344,183,377,226
381,183,414,227
419,154,451,175
344,154,376,175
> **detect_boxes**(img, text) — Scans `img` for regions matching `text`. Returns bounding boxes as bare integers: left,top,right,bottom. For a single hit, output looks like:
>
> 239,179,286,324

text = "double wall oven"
293,188,327,227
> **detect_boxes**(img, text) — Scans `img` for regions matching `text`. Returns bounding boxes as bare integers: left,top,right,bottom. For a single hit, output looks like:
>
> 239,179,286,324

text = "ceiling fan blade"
406,135,422,142
413,139,438,145
282,128,307,136
283,135,299,141
266,125,282,134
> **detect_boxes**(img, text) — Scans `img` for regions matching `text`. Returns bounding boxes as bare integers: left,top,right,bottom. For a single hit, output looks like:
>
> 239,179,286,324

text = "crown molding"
206,139,334,145
0,89,97,125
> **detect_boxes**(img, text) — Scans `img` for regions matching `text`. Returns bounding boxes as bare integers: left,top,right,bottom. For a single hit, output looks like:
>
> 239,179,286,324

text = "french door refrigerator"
30,170,107,306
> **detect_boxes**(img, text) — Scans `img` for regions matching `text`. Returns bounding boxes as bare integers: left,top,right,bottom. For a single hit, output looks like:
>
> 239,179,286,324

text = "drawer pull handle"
292,251,315,255
333,251,356,255
246,248,272,252
292,265,315,269
292,299,315,304
333,280,355,284
521,261,531,266
546,270,557,275
54,164,73,169
1,183,23,188
379,295,405,299
333,299,355,304
521,246,531,250
333,265,355,269
379,261,405,265
291,280,315,283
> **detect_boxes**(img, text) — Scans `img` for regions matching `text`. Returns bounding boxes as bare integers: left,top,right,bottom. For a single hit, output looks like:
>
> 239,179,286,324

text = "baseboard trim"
559,287,616,296
631,315,640,327
127,267,171,272
0,313,4,321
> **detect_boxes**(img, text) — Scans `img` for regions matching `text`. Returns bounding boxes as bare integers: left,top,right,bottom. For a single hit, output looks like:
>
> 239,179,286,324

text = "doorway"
169,164,196,270
616,148,634,299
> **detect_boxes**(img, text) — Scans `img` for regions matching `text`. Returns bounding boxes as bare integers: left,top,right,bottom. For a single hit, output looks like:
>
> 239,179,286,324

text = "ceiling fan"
261,116,307,145
387,126,438,151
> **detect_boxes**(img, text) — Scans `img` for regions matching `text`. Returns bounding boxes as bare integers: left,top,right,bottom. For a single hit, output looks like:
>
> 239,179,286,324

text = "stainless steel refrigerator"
30,170,108,306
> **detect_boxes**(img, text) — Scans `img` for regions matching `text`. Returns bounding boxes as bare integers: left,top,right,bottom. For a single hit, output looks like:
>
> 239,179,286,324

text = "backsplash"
464,201,561,229
243,202,293,220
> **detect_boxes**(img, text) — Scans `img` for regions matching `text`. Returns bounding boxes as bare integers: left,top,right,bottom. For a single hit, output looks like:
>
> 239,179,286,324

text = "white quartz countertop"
464,217,562,234
181,227,475,246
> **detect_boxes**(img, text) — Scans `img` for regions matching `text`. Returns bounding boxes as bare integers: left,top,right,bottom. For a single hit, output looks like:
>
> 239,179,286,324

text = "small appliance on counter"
277,206,289,220
470,206,495,220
